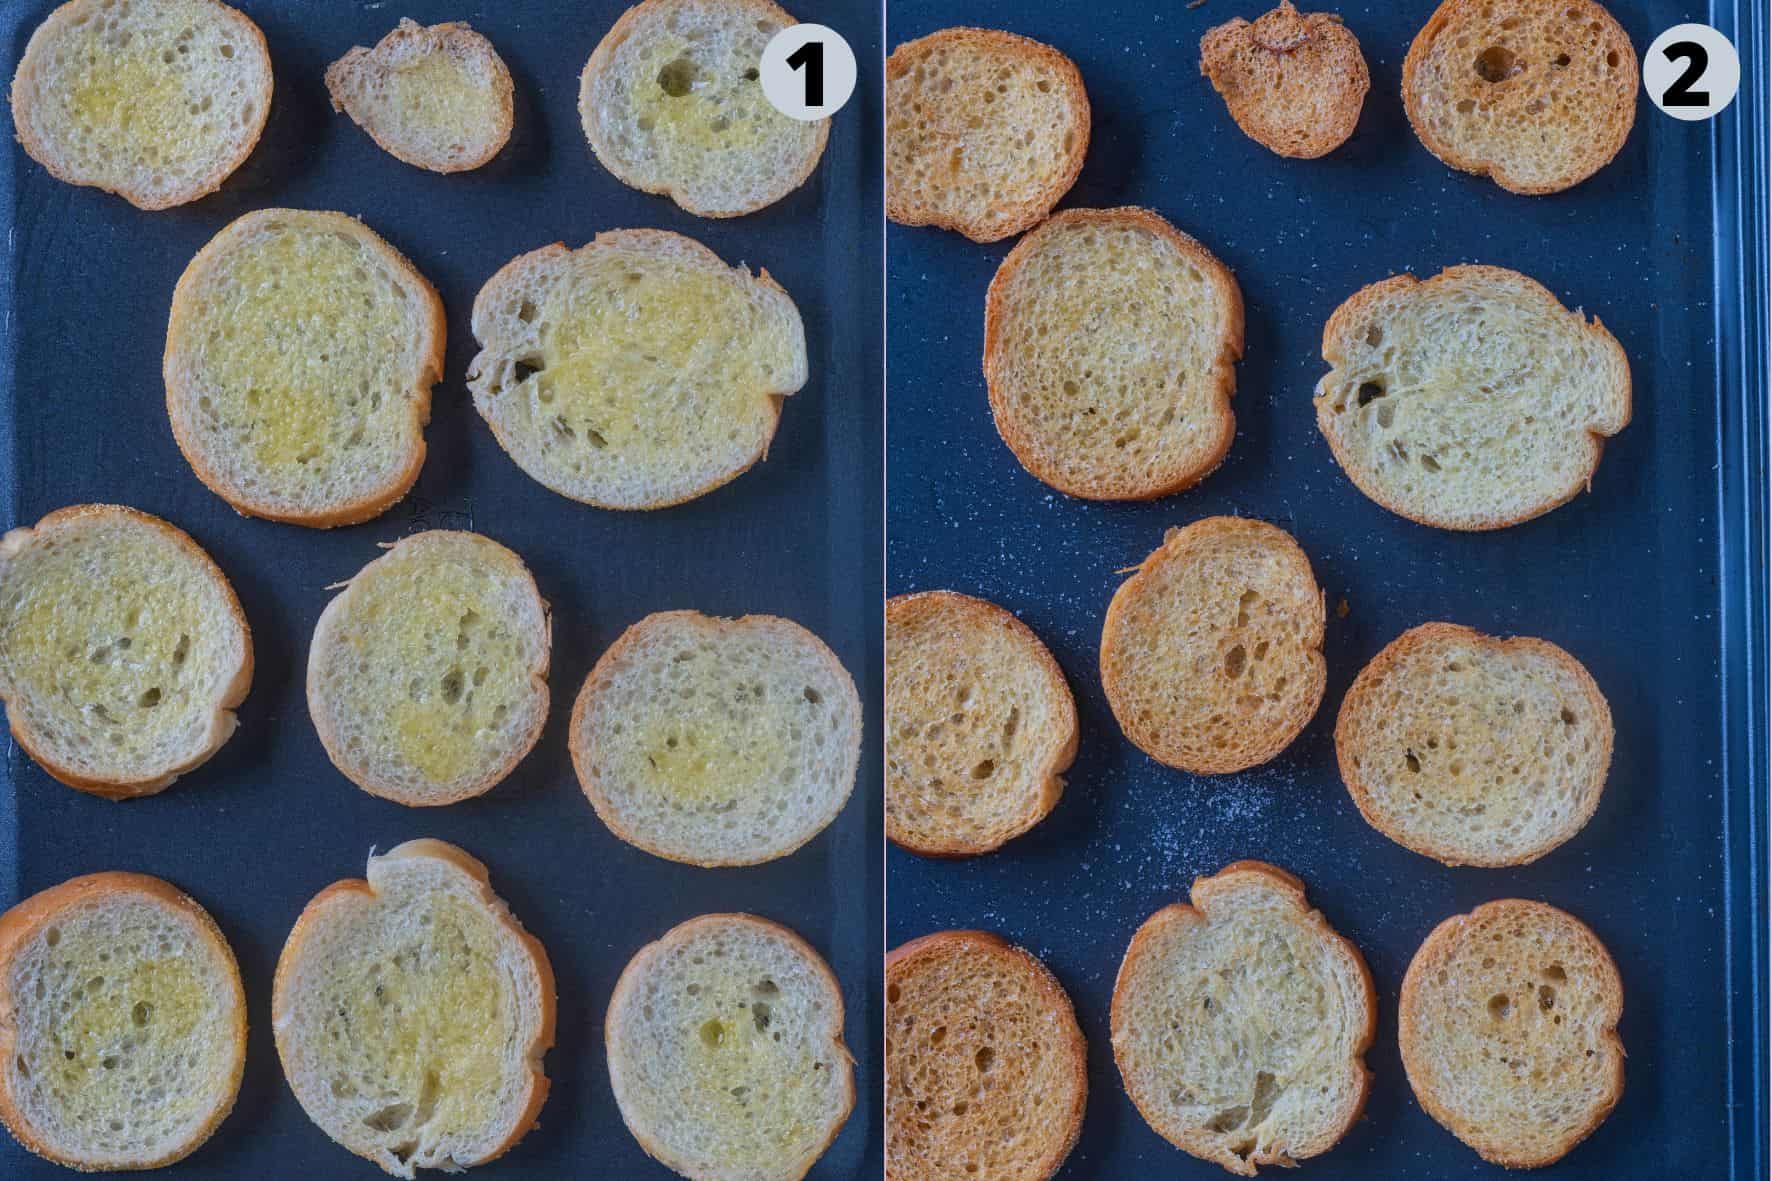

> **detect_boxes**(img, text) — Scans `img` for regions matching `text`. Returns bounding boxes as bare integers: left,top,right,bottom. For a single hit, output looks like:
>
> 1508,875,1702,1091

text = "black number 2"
787,39,824,106
1661,41,1710,107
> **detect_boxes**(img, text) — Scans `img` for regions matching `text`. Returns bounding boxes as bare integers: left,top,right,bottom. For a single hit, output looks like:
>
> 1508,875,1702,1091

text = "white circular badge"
760,24,857,121
1644,23,1740,121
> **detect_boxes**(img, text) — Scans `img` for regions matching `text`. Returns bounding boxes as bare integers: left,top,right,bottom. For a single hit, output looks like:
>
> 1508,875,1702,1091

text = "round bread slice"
1314,265,1630,531
307,531,550,807
1336,623,1613,867
885,591,1076,856
885,930,1087,1181
1400,899,1624,1168
1101,517,1325,775
0,872,246,1171
1111,862,1375,1176
272,840,555,1179
984,207,1244,500
886,27,1090,243
9,0,272,210
579,0,829,218
1200,3,1368,159
325,19,514,173
571,610,860,866
1402,0,1638,195
605,913,854,1181
164,208,446,527
0,504,251,799
466,229,807,510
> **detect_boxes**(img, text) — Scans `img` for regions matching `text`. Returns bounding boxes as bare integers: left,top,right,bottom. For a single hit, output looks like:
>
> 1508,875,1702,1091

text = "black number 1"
1661,41,1710,107
787,40,824,106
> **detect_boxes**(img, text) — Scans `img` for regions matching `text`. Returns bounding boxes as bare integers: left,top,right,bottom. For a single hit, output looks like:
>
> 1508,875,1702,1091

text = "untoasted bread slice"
272,840,555,1178
1101,517,1324,774
326,18,513,173
1112,862,1375,1176
0,872,246,1171
0,504,251,798
885,930,1087,1181
984,207,1244,500
1400,899,1624,1168
9,0,272,210
164,209,446,527
605,913,854,1181
1314,265,1630,531
886,591,1076,856
1200,3,1368,159
886,27,1090,243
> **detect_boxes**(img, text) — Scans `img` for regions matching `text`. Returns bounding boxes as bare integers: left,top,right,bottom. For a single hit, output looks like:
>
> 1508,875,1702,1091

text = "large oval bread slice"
165,209,446,527
466,230,807,510
885,930,1087,1181
886,28,1089,243
9,0,272,210
1336,623,1612,867
1314,265,1630,531
0,504,251,798
886,591,1076,856
307,531,550,807
1101,517,1325,775
571,610,860,866
272,840,555,1178
606,913,854,1181
984,207,1244,500
1400,899,1624,1168
579,0,829,218
1200,3,1368,159
0,872,246,1171
1112,862,1374,1175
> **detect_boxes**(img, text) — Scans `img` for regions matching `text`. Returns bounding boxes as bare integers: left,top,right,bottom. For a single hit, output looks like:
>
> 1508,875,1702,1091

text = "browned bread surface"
1200,3,1369,159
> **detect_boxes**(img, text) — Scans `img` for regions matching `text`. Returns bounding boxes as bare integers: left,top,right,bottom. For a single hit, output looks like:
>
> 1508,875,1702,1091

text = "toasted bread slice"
885,27,1090,243
579,0,829,218
0,872,246,1170
885,930,1087,1181
1403,0,1637,194
1101,517,1324,775
272,840,555,1178
466,229,807,510
984,207,1244,500
326,19,513,173
606,913,854,1181
1400,899,1624,1167
571,610,860,866
164,209,446,527
307,531,550,807
0,504,251,799
885,591,1076,856
1314,265,1630,531
1200,3,1368,159
9,0,272,210
1111,862,1375,1176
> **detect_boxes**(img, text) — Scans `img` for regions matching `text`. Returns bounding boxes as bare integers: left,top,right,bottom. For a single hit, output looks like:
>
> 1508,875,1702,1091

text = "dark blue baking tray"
887,0,1767,1177
0,0,882,1177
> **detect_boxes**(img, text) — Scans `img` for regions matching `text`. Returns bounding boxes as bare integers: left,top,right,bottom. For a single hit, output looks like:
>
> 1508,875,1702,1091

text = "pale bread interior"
325,19,512,173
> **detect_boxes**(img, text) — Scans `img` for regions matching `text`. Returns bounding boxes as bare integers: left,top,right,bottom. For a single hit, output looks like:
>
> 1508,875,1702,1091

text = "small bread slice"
1336,623,1613,867
1403,0,1638,194
605,913,854,1181
1400,899,1624,1167
1112,862,1375,1176
984,207,1244,500
9,0,272,210
571,610,861,866
1200,3,1368,159
885,591,1076,856
165,209,446,527
466,229,807,510
579,0,829,218
272,840,555,1178
0,872,246,1170
886,28,1090,243
1314,265,1630,531
885,930,1087,1181
325,19,514,173
1101,517,1325,775
307,531,549,807
0,504,251,799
